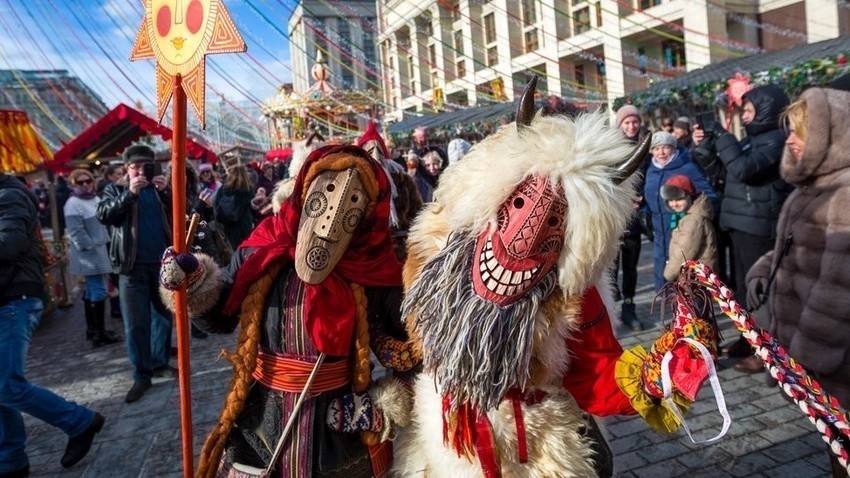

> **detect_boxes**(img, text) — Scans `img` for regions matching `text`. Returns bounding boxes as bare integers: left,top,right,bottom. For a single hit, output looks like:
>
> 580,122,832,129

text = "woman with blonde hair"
748,87,850,477
64,169,122,347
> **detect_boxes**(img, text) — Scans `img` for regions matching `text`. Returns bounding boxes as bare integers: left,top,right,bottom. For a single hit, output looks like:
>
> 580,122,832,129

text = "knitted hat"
123,144,155,164
615,105,641,127
660,175,696,200
651,131,678,150
673,116,691,132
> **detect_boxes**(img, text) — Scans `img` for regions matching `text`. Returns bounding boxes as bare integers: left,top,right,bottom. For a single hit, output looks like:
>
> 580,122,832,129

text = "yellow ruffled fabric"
614,346,691,433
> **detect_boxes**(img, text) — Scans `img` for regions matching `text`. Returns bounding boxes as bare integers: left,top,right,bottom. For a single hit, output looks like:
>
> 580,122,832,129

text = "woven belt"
252,347,350,393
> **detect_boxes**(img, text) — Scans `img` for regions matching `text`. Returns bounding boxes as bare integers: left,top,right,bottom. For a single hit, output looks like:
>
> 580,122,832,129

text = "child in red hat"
660,175,718,282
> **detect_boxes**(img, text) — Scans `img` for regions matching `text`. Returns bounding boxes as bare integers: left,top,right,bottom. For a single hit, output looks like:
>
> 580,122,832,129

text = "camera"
143,162,162,182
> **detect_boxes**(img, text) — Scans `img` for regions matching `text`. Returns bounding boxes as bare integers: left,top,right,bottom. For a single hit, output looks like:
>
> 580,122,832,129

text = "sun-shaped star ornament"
130,0,246,128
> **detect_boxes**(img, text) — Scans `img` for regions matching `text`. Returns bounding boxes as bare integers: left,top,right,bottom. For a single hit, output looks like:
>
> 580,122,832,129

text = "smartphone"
143,162,162,182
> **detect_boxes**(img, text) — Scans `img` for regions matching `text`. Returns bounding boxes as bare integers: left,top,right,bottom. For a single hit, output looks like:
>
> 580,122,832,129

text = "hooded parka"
715,85,794,237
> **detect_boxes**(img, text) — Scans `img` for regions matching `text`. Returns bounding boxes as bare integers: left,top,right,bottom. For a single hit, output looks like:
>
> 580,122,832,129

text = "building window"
575,64,585,86
524,29,539,53
487,46,499,66
408,55,416,91
312,18,327,56
662,40,686,68
639,0,661,9
457,59,466,77
484,13,496,44
448,0,461,22
338,19,350,48
429,44,437,67
424,17,434,36
574,8,591,35
342,71,354,89
521,0,537,25
454,30,464,56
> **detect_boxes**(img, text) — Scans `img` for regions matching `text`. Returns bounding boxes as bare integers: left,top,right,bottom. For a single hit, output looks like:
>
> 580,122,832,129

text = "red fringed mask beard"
472,175,567,306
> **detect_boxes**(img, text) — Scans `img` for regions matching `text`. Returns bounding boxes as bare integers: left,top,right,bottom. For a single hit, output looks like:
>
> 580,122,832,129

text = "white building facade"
375,0,850,120
288,0,381,93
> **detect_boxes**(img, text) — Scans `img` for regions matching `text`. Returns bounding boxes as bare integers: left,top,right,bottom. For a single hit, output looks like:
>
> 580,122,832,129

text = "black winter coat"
715,86,793,237
95,182,172,275
0,174,45,305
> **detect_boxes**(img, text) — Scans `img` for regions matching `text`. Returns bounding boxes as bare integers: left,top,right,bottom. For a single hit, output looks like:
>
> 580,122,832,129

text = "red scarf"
225,145,403,356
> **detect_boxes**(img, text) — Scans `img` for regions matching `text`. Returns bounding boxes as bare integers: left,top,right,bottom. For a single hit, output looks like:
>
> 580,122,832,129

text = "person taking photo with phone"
96,145,177,404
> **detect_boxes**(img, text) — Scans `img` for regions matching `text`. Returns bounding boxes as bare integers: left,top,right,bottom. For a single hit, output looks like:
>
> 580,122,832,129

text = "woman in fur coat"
747,87,850,478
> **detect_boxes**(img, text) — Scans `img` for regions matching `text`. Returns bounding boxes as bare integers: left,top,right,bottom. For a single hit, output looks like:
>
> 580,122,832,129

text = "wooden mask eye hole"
513,197,525,209
326,184,335,192
548,216,559,228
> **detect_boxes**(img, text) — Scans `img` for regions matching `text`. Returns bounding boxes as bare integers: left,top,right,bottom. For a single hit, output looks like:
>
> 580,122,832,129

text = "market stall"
53,103,217,170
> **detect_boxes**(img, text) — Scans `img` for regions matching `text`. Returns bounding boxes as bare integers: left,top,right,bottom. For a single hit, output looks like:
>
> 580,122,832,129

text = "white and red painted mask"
472,175,567,306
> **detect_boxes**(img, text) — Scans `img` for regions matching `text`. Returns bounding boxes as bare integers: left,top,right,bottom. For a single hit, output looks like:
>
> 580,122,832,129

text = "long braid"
350,282,371,393
197,264,283,478
348,282,382,447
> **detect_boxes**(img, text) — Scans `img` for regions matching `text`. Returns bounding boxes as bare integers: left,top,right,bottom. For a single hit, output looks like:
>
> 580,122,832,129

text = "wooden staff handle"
185,213,201,248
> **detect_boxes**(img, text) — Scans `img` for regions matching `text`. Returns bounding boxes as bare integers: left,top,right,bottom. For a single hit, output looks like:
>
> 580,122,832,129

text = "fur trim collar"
782,87,850,185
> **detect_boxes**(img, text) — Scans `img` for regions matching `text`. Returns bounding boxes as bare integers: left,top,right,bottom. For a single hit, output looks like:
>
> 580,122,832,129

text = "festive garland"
685,261,850,474
613,52,850,111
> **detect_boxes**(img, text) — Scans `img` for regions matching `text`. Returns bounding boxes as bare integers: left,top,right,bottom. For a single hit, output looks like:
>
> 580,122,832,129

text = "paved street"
20,240,833,477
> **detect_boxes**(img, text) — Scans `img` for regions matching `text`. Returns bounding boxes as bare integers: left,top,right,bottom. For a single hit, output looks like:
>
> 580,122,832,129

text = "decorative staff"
130,2,246,476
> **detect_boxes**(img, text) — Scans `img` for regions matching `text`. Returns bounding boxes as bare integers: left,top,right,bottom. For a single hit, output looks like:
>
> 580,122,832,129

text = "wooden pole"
170,74,194,478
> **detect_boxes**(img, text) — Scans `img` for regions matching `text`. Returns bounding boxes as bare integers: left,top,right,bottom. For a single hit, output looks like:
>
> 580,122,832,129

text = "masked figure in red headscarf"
160,145,419,478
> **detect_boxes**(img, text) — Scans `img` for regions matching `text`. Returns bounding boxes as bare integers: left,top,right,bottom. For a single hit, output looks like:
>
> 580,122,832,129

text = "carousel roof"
262,52,379,120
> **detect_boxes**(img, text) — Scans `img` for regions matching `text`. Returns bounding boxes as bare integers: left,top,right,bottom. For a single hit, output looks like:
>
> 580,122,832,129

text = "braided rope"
684,261,850,473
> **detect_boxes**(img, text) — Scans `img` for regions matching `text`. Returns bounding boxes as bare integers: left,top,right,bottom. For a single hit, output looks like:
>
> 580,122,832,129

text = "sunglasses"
76,179,93,185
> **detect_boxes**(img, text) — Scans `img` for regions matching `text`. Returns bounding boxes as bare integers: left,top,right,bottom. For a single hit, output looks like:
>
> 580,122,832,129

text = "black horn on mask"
516,76,538,130
305,131,325,147
613,133,652,185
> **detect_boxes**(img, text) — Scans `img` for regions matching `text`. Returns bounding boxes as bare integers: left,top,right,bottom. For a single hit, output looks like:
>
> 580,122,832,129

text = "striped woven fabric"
252,347,350,393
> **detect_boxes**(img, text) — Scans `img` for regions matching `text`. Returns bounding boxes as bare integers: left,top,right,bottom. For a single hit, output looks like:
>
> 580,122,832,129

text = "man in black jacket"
692,85,793,369
0,173,105,477
96,145,175,403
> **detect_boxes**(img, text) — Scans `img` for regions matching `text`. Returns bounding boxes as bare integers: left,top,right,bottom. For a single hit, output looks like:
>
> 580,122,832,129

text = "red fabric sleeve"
562,287,637,416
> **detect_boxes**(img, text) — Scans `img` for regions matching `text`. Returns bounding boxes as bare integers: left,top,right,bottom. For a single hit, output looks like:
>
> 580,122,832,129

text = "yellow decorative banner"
0,110,54,173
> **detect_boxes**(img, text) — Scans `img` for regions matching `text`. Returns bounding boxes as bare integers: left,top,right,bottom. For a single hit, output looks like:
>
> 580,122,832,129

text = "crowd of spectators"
5,78,850,476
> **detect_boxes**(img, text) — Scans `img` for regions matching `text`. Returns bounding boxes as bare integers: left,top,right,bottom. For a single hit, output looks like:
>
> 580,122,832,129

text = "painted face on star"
152,0,217,69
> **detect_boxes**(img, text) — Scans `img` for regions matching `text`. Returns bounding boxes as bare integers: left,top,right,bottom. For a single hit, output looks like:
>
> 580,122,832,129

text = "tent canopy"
53,103,217,171
626,36,850,98
387,102,514,134
0,110,54,173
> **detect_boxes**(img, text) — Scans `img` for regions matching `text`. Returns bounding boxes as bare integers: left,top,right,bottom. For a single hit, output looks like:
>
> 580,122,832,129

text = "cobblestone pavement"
20,241,832,477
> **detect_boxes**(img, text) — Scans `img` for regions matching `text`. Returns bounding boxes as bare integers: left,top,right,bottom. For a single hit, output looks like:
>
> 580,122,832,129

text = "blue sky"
0,0,293,114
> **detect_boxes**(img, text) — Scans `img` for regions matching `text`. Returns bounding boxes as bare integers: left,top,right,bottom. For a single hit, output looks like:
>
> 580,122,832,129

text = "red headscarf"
225,144,403,356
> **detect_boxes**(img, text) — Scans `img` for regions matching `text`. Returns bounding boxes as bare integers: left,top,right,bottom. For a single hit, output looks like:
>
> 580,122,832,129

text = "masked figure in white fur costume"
160,143,420,478
393,78,717,477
